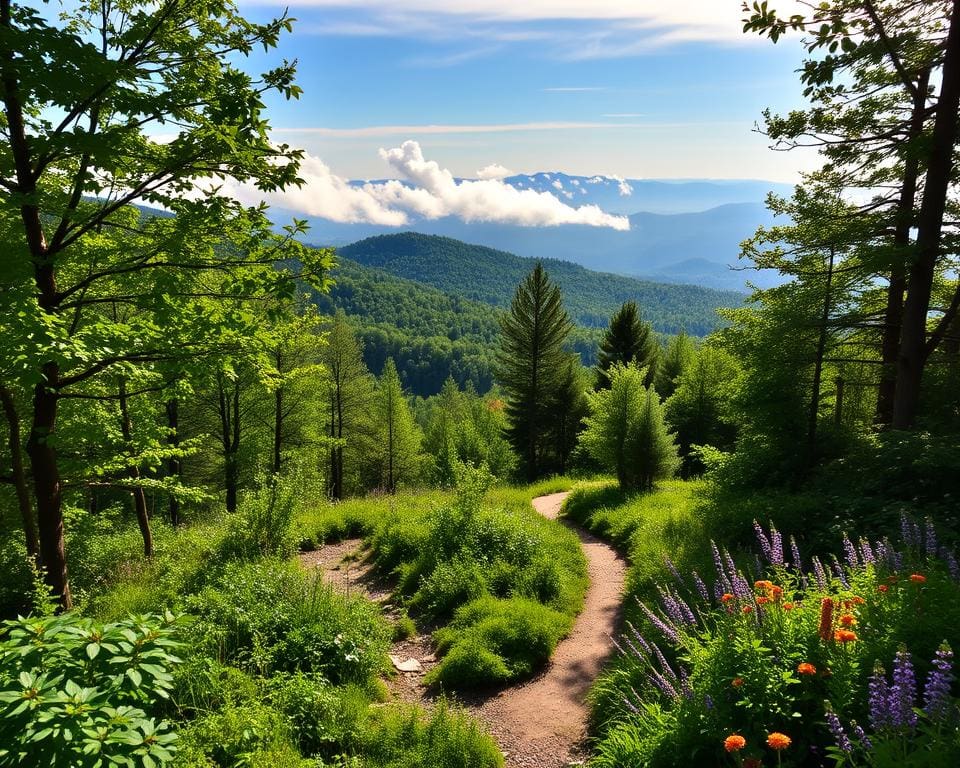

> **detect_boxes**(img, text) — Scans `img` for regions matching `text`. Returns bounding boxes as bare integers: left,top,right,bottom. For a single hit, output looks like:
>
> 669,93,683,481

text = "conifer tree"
495,263,572,480
548,355,590,474
581,364,679,492
656,331,696,398
596,301,658,389
374,358,422,492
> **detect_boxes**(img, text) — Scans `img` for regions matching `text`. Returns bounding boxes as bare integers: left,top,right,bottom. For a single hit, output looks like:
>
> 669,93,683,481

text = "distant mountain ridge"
336,232,743,336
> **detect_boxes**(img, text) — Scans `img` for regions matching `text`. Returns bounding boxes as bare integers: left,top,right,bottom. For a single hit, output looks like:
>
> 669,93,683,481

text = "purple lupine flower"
622,636,645,663
875,538,888,565
851,722,872,751
826,708,852,753
868,663,890,731
923,643,954,722
704,694,714,710
678,666,693,699
674,593,697,627
713,581,725,602
891,547,904,572
812,556,828,590
637,599,680,644
790,535,803,573
843,534,859,568
831,555,851,590
754,519,772,561
622,694,640,715
663,555,685,588
650,642,678,681
711,540,733,594
891,648,918,730
647,670,679,700
658,586,685,626
770,525,784,566
732,570,752,600
859,538,876,566
691,570,710,605
901,511,919,549
626,621,652,655
723,548,739,585
925,517,938,558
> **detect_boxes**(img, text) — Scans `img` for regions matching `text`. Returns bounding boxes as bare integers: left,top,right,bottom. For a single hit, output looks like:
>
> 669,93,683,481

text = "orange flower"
732,677,744,688
742,605,754,614
771,585,784,599
756,596,771,605
835,629,858,643
767,732,792,750
783,602,795,611
910,573,927,584
797,662,817,676
839,614,857,627
755,580,774,591
878,584,889,593
724,734,747,753
818,597,834,641
722,593,735,603
851,596,866,605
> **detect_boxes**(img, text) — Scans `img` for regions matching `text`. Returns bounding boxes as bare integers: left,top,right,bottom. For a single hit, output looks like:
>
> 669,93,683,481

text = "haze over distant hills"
284,175,790,291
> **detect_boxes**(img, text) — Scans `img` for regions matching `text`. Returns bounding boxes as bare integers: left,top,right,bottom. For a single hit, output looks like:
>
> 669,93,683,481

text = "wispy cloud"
404,45,500,67
271,121,647,137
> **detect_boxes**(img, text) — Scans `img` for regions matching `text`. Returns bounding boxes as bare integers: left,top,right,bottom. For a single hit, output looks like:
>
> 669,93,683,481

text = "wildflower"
835,629,858,643
722,593,735,603
756,596,771,605
852,595,865,604
910,573,926,584
878,584,889,593
724,734,747,753
868,663,890,731
797,662,817,676
732,677,744,688
923,643,955,722
771,585,783,599
818,598,834,641
825,707,852,753
839,614,857,627
754,520,772,561
766,732,791,750
755,580,774,591
891,648,918,729
782,602,795,611
742,605,754,614
851,721,872,751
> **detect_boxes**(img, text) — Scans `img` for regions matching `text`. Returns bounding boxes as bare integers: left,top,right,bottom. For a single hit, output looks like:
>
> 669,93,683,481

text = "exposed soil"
299,491,627,768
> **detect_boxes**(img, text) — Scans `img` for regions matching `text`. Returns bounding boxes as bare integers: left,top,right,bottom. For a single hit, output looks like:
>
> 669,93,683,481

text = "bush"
0,611,182,768
588,513,960,767
186,558,389,684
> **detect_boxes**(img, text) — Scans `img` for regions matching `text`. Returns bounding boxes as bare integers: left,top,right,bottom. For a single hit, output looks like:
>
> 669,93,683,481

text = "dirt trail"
300,491,627,768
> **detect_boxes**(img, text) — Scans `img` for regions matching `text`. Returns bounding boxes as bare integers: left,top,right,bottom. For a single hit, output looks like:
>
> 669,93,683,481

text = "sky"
236,0,819,186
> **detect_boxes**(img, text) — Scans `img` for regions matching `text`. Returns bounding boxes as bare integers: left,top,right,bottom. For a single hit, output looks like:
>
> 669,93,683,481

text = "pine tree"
321,312,374,500
548,355,590,474
656,331,696,398
495,263,573,480
581,364,679,492
596,301,658,389
374,358,422,492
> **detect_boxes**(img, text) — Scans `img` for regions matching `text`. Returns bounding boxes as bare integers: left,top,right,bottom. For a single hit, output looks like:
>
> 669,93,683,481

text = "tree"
656,331,696,398
495,263,573,480
596,301,658,389
0,1,331,608
743,0,960,429
548,355,590,474
320,312,375,500
580,364,679,492
371,358,423,492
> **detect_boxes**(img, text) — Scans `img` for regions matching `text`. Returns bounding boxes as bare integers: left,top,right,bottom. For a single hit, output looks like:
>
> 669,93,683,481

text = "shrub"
186,558,389,684
0,611,182,768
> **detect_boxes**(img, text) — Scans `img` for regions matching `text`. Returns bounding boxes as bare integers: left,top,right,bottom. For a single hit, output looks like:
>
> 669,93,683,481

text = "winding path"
301,491,627,768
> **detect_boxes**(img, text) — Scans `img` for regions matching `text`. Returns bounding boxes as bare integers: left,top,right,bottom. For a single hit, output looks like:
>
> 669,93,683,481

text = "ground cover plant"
586,509,960,768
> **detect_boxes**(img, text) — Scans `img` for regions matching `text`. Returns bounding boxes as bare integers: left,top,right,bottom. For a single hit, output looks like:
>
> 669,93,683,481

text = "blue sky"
237,1,819,183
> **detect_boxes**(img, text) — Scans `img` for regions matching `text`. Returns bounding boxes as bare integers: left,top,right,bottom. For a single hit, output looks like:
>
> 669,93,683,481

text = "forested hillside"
337,233,744,333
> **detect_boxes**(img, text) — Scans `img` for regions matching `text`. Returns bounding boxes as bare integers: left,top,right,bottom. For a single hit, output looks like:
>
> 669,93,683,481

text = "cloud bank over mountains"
229,140,631,230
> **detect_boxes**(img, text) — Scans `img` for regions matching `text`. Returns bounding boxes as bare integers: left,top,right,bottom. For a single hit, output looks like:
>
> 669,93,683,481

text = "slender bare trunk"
1,384,39,559
119,379,153,557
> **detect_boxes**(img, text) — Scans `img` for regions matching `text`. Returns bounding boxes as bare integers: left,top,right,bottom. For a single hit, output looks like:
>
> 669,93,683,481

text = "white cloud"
225,140,629,230
610,174,634,196
376,140,629,229
476,163,514,180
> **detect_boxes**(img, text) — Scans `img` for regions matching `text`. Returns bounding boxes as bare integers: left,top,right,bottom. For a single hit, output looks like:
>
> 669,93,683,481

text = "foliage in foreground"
0,611,182,768
588,512,960,768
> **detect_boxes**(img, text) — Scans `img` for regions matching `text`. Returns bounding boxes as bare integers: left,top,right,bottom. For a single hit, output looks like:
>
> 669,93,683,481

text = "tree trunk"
1,384,39,560
273,385,283,474
876,68,930,425
893,1,960,429
166,398,181,526
119,379,153,558
807,247,835,461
